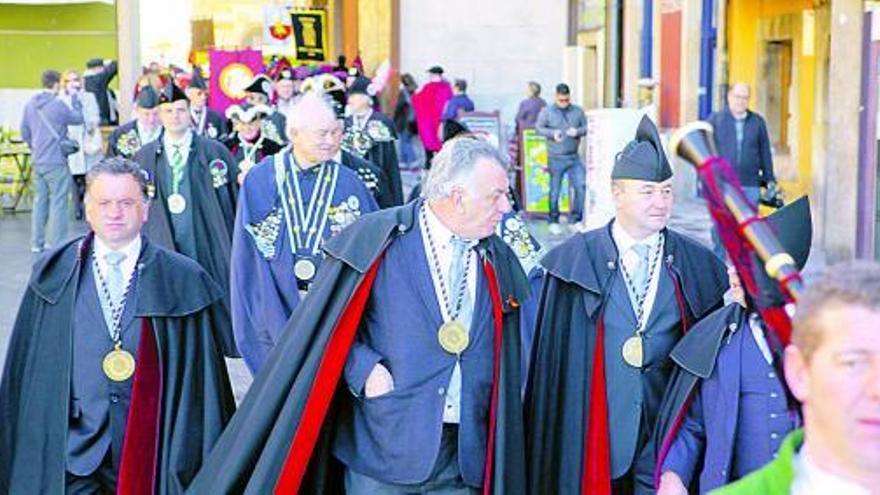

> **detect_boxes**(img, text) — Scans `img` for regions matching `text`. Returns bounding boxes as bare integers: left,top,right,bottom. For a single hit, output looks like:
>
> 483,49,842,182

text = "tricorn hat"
611,115,673,183
158,82,188,105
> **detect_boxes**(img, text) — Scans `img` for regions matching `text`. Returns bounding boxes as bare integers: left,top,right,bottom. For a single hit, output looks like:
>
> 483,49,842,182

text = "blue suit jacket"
333,219,495,487
661,305,799,492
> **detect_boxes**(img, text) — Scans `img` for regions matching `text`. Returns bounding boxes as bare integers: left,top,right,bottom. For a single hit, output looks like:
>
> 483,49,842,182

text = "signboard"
521,129,570,216
291,9,328,62
459,111,502,149
263,5,294,56
583,108,649,228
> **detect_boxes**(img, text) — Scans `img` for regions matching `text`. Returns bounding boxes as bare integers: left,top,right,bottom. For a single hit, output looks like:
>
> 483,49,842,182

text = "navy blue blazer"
333,219,496,488
706,108,775,187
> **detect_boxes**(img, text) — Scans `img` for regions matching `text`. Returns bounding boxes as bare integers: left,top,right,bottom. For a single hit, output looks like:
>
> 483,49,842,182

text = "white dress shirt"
792,444,871,495
612,221,663,328
421,204,477,424
92,235,142,337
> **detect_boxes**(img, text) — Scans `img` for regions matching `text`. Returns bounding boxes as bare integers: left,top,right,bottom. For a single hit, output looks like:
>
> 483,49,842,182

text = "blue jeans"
711,186,760,260
548,154,586,223
32,165,71,250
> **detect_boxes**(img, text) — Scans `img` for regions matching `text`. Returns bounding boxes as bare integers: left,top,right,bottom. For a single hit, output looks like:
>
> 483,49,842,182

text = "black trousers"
65,452,117,495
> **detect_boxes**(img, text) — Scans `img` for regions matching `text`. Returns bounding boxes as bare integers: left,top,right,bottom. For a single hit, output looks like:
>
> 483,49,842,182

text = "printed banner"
208,49,264,114
290,9,328,62
521,129,570,216
263,5,294,56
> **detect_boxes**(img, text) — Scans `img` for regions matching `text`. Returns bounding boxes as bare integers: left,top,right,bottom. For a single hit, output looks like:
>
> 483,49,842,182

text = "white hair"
420,137,508,199
286,92,337,135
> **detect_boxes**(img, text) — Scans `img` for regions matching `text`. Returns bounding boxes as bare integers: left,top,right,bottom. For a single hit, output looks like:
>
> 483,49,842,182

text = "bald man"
230,93,378,374
706,83,776,259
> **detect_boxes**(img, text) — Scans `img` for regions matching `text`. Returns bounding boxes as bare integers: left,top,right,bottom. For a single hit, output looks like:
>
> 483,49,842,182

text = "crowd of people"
3,57,879,495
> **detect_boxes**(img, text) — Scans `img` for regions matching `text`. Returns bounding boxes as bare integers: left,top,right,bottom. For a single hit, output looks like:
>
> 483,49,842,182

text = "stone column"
115,0,140,123
824,0,863,262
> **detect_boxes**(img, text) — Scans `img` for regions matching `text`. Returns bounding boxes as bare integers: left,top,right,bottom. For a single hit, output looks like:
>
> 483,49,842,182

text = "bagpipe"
669,122,803,344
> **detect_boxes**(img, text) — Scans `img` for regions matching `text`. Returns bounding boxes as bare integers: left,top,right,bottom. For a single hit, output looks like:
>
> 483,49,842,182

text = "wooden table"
0,143,32,212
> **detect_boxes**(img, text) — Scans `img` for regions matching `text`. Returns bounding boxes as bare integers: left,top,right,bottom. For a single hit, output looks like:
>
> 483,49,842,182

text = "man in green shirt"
712,262,880,495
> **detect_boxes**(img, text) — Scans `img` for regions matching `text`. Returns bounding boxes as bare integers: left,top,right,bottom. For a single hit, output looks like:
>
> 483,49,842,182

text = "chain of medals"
166,142,188,215
420,206,473,355
279,153,339,284
239,134,264,168
618,233,665,368
92,254,138,382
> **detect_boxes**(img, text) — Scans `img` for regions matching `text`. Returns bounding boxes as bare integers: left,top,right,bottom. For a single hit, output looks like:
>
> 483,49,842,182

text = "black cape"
524,223,728,494
0,234,235,494
344,111,403,206
340,149,395,209
134,134,240,357
188,200,530,494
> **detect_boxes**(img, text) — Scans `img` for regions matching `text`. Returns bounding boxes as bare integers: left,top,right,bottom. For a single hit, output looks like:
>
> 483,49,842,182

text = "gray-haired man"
188,136,530,494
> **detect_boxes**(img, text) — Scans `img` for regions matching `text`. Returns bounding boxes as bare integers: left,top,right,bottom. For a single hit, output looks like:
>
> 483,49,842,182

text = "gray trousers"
32,165,71,250
344,425,479,495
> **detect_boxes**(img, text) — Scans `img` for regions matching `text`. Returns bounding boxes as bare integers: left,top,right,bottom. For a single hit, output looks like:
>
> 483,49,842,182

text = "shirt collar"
164,129,193,150
93,234,142,265
612,219,660,256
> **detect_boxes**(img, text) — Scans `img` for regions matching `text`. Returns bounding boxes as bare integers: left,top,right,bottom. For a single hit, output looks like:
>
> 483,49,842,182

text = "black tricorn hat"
136,86,160,109
442,120,469,143
158,82,188,105
765,195,812,271
612,115,673,183
244,74,273,98
427,65,444,75
746,195,812,309
347,76,372,97
190,67,208,90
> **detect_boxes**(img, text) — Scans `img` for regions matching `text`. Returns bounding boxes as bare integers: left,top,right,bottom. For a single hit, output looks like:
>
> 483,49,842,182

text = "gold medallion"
294,258,317,282
622,335,644,368
167,193,187,214
103,345,136,382
438,320,469,355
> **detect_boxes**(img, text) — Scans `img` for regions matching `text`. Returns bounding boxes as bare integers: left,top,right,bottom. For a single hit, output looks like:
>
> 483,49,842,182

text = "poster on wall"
459,111,503,149
290,9,328,62
521,129,570,216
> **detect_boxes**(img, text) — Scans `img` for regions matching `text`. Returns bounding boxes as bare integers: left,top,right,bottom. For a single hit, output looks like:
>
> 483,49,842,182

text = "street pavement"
0,191,826,397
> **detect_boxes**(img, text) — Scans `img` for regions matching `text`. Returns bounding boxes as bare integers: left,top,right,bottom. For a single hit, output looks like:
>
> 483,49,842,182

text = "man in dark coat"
83,58,118,125
653,197,811,495
706,83,777,259
244,73,288,146
343,75,403,205
230,94,378,374
107,86,162,159
525,116,728,494
189,137,529,494
221,102,283,185
186,67,227,140
0,158,234,494
133,82,240,358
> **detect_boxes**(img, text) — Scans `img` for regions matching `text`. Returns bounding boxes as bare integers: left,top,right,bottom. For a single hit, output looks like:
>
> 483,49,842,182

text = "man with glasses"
535,83,588,235
706,83,776,260
230,93,377,374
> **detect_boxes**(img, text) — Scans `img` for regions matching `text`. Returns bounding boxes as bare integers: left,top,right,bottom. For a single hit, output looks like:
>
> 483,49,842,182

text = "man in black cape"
525,116,728,494
652,197,811,494
343,75,404,205
133,82,240,357
0,158,234,494
186,67,227,140
107,86,162,159
189,137,529,494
